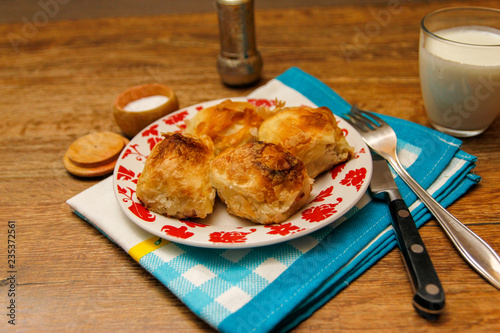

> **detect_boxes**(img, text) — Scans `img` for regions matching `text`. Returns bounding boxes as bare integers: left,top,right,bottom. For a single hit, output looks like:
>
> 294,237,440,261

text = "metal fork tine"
343,115,366,132
350,104,361,114
345,112,370,132
349,105,380,130
360,113,381,129
348,105,370,131
352,105,389,128
359,109,386,127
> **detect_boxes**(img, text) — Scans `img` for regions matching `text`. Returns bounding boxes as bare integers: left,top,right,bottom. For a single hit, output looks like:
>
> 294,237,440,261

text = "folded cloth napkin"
67,67,480,333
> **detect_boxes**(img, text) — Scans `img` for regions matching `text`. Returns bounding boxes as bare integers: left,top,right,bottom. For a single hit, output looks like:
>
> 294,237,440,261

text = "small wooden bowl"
113,84,179,138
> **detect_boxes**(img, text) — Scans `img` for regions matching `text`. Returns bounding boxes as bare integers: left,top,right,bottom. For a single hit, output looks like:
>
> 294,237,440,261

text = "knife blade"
370,154,445,320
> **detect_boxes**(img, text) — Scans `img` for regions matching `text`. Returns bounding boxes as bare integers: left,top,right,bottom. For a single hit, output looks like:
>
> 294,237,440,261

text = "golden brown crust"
210,142,313,224
136,132,215,219
258,106,354,178
185,99,272,155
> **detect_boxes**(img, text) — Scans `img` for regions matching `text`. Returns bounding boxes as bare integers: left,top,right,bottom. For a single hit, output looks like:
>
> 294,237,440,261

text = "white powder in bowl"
123,95,169,112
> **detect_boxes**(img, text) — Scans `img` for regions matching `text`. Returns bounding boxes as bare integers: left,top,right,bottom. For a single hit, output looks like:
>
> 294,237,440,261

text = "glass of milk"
419,7,500,137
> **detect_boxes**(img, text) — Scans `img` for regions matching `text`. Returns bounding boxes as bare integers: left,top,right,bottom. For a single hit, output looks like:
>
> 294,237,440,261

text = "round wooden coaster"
64,131,129,177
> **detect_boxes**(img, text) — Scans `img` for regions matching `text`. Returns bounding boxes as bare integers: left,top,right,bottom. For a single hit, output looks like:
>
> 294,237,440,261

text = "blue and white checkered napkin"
67,67,480,332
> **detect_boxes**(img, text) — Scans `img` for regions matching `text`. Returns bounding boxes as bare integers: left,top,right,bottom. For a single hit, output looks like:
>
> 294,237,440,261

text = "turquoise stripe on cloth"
67,67,480,333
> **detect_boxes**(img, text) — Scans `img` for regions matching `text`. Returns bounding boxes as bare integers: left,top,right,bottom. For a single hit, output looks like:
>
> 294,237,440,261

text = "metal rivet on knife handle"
398,210,410,218
425,284,440,295
411,244,425,254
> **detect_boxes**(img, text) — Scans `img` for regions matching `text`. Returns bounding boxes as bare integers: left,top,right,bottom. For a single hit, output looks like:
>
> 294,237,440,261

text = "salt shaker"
216,0,263,86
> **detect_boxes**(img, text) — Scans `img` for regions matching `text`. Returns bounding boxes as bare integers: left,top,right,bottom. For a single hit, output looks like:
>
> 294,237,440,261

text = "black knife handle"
389,199,445,320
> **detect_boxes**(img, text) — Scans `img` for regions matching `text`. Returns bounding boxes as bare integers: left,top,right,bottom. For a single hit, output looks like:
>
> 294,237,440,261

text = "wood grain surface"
1,0,499,331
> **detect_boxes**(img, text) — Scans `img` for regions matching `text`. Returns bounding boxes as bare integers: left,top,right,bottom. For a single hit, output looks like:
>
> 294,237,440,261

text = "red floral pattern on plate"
117,185,156,222
180,220,209,228
116,165,138,183
142,124,160,137
121,144,148,161
113,97,372,248
209,229,257,243
340,168,367,191
164,110,189,125
301,198,343,223
311,186,334,203
146,137,162,151
161,225,194,239
265,223,305,236
247,98,276,108
330,163,346,180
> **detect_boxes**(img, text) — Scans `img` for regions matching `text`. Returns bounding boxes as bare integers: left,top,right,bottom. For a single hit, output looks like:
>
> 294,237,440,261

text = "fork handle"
385,154,500,290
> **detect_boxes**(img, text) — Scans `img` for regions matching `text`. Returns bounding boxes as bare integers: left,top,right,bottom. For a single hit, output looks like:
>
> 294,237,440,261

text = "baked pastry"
210,141,313,225
136,132,215,219
185,99,275,155
258,106,354,178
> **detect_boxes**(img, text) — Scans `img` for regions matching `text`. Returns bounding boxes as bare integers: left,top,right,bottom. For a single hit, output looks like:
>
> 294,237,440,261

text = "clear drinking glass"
419,7,500,137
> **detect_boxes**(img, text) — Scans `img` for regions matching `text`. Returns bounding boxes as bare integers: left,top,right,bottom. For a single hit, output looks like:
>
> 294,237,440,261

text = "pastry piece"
258,106,354,178
136,132,215,219
210,142,313,225
185,99,275,155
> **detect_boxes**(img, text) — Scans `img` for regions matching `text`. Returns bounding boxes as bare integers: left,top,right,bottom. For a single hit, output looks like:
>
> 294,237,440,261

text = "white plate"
113,97,372,248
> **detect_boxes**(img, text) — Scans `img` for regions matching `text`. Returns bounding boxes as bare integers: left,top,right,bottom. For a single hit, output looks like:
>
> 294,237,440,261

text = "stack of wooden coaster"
63,131,129,177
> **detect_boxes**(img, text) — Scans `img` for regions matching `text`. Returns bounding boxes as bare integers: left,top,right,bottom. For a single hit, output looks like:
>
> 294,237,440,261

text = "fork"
344,105,500,290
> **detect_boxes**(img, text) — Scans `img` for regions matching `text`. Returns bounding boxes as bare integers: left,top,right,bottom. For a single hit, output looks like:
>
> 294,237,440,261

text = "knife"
370,154,445,320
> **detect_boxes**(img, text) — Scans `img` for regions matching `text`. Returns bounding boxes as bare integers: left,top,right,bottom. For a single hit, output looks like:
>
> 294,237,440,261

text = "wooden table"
1,0,499,331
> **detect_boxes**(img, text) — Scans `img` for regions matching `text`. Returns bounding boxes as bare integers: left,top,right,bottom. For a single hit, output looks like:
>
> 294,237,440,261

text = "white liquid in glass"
419,26,500,132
